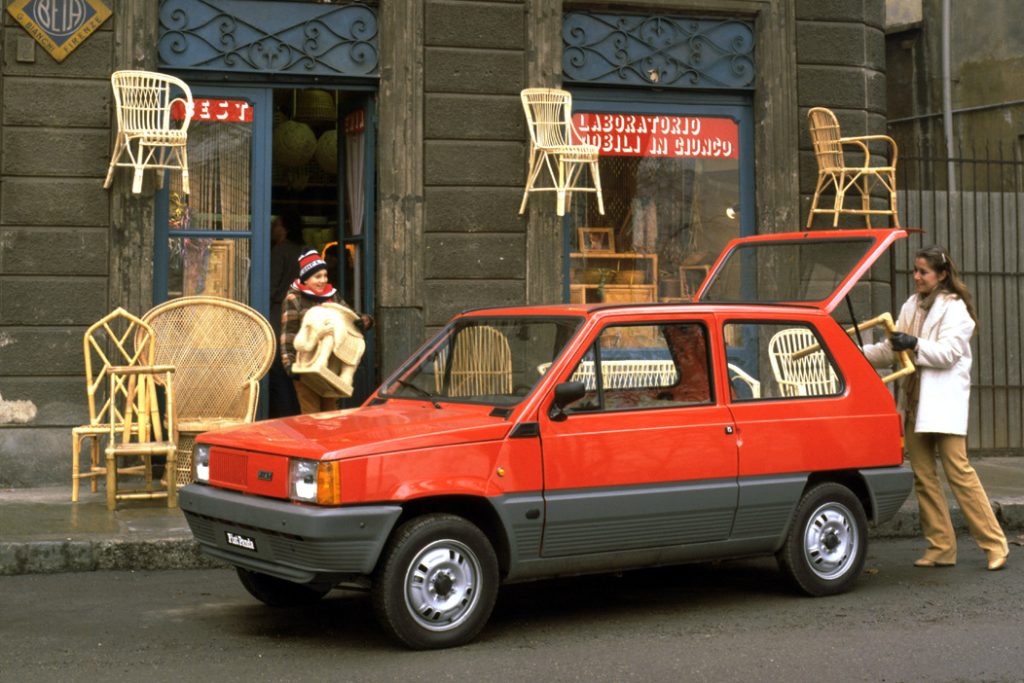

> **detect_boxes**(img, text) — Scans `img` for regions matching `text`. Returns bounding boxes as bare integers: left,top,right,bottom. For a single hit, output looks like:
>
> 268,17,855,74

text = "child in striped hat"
281,249,373,413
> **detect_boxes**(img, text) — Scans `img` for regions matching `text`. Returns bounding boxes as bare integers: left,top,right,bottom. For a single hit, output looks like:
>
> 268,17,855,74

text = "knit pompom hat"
297,249,327,283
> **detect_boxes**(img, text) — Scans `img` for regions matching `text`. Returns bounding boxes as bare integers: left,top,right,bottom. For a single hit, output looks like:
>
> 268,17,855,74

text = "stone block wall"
0,14,115,487
421,0,528,333
796,0,890,230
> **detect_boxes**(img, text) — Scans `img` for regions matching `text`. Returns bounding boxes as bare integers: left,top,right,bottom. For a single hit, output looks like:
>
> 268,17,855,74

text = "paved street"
1,538,1021,682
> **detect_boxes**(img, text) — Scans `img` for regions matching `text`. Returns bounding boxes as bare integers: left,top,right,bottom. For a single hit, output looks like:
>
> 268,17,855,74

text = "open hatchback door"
695,228,908,313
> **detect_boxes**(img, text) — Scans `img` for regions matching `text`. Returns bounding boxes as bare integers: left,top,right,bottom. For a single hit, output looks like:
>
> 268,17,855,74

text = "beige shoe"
987,552,1008,571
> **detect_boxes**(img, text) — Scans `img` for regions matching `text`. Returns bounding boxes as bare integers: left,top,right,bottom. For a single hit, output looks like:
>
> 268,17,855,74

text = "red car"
181,228,913,649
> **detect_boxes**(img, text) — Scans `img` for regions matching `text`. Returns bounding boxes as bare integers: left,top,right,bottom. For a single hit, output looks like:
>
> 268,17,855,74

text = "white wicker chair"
104,70,193,195
768,328,840,397
518,88,604,217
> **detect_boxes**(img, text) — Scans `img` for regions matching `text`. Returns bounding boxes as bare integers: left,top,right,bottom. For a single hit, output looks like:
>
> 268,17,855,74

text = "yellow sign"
7,0,112,63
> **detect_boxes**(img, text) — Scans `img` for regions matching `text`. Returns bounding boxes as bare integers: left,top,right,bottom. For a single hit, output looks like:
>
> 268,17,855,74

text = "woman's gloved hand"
890,332,918,352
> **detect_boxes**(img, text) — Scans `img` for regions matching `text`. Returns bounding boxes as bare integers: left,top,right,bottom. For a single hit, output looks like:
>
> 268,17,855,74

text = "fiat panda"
180,228,913,649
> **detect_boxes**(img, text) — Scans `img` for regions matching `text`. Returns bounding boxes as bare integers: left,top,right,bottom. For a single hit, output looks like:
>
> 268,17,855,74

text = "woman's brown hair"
916,245,977,323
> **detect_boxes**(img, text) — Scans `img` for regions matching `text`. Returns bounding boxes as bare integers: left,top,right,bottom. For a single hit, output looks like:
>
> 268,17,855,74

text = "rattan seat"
142,296,274,486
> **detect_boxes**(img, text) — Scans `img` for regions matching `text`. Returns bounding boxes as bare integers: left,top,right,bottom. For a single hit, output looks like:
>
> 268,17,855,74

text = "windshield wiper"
395,379,442,409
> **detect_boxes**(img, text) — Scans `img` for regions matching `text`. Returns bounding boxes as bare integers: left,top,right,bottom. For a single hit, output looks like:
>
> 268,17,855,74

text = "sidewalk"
2,458,1023,575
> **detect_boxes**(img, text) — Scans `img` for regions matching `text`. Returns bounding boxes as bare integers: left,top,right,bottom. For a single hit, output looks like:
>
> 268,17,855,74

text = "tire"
776,483,868,597
372,514,499,650
236,568,331,607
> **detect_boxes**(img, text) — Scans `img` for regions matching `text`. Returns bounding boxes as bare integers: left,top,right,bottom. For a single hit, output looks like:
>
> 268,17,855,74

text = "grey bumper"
179,484,402,583
859,465,914,524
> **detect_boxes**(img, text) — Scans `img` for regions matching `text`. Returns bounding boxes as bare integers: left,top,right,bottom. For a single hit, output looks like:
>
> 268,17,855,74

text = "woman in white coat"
865,245,1008,571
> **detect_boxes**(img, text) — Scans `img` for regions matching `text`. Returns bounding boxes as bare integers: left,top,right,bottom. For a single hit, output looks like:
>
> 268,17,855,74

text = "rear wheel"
372,514,498,650
777,483,867,596
235,568,331,607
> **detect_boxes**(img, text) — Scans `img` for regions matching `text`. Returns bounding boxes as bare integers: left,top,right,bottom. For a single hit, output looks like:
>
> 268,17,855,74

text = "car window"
723,322,842,401
567,322,712,412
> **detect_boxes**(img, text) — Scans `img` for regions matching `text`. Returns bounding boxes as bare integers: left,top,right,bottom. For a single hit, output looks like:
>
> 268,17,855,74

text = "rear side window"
567,323,712,412
723,322,842,401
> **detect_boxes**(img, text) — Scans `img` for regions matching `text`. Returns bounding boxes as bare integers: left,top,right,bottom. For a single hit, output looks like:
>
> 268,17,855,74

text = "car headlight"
290,459,318,502
288,458,342,505
194,444,211,483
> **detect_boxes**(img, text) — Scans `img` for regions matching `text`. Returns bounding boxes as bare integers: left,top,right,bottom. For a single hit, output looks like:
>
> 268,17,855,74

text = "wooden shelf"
569,252,658,304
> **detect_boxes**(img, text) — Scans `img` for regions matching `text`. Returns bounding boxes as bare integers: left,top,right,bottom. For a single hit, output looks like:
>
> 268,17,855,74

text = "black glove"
890,332,917,352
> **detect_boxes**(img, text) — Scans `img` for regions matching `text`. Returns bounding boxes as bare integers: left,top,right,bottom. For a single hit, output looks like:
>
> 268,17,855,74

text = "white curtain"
345,110,365,236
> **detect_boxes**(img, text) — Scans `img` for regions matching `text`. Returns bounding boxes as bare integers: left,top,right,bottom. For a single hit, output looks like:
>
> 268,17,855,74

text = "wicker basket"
615,269,646,285
295,89,336,123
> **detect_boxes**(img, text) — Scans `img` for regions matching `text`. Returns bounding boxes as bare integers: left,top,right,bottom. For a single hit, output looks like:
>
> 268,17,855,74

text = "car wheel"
372,513,499,650
236,567,331,607
777,482,867,596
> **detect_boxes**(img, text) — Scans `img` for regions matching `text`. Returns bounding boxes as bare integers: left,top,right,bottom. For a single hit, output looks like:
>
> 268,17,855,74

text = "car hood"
198,400,514,460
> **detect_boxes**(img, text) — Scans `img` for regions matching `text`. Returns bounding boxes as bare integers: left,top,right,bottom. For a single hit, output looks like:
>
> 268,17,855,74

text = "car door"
538,315,739,557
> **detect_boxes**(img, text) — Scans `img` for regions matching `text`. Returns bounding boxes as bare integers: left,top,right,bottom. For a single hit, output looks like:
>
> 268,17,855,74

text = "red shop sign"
571,113,738,158
171,98,253,123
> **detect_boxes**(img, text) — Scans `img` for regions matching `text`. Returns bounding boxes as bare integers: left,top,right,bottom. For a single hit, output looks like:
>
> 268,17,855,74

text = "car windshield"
699,237,874,305
381,316,584,406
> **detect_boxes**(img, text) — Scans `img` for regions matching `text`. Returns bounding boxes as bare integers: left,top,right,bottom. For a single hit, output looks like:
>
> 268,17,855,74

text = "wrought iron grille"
563,11,754,90
158,0,379,78
894,144,1024,454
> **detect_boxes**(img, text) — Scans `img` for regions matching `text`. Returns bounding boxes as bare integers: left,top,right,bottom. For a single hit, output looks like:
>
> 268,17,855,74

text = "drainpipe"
942,0,956,191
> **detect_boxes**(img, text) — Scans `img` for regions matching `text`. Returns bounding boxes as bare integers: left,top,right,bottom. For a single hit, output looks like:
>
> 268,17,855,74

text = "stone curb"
2,502,1022,576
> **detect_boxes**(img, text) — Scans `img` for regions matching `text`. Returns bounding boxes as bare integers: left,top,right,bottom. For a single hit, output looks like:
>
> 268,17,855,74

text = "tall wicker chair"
519,88,605,217
768,328,840,398
103,70,193,195
142,296,275,486
72,308,158,502
105,364,178,510
807,106,900,228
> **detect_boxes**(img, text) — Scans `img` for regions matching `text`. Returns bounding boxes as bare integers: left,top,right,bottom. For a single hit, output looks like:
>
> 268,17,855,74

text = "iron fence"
895,144,1024,454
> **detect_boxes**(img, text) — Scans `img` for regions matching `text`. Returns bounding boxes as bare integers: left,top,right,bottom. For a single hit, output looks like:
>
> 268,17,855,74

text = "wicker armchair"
768,328,840,398
518,88,604,217
72,308,159,502
142,296,275,486
103,70,193,195
807,107,899,228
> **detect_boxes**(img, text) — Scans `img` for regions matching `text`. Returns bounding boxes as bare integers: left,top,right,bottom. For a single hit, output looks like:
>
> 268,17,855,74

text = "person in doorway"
281,249,373,414
864,245,1008,571
267,210,306,417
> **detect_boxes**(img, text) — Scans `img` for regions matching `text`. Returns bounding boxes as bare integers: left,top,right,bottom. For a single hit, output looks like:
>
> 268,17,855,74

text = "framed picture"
578,227,615,254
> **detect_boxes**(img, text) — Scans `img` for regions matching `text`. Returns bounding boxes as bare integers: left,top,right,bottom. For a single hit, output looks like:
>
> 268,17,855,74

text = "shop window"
567,112,742,304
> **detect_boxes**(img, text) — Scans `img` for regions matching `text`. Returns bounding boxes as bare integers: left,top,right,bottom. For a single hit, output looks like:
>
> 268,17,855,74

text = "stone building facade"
0,0,890,487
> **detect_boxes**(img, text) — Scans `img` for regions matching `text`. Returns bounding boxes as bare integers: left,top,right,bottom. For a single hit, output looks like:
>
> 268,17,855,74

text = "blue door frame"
563,89,755,303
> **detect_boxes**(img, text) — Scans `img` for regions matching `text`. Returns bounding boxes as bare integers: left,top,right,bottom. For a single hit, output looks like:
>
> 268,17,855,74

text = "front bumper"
179,484,402,584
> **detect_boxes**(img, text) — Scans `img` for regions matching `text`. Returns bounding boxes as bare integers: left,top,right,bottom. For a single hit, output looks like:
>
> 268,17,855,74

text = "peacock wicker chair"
141,296,274,486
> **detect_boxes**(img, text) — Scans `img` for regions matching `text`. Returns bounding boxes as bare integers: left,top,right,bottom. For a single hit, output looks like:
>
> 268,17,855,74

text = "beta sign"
572,113,738,159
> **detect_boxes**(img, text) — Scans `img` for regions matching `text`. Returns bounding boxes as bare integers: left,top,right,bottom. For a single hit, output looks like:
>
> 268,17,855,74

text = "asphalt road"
1,538,1021,682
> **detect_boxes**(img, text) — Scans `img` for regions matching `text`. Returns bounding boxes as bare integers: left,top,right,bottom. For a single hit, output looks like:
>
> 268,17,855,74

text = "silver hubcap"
803,502,857,580
404,539,481,632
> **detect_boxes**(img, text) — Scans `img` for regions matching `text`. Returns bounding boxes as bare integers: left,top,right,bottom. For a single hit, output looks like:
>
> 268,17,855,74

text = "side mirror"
549,381,586,421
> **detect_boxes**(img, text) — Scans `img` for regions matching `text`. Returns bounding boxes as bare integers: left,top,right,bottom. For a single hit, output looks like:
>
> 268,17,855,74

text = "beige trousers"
906,427,1008,563
293,380,337,415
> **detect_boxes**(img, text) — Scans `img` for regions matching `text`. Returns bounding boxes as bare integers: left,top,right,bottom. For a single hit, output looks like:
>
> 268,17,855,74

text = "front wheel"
372,514,499,649
777,483,867,596
235,568,331,607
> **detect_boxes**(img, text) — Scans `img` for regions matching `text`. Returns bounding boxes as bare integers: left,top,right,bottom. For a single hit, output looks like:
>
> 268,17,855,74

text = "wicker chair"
103,70,193,195
807,107,899,228
768,328,840,398
104,364,178,510
518,88,604,217
435,325,513,397
72,308,159,502
142,296,275,486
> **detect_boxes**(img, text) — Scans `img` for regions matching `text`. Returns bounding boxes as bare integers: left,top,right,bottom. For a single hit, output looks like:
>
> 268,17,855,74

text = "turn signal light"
317,460,342,505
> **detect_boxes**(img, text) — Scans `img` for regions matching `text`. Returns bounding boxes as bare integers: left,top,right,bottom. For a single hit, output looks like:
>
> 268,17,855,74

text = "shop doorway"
154,84,377,415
